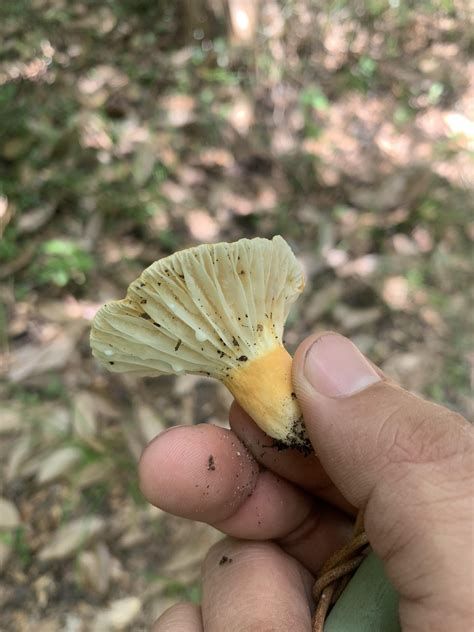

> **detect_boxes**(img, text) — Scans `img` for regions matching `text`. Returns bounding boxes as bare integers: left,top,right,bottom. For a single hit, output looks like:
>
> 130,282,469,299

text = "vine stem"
312,509,368,632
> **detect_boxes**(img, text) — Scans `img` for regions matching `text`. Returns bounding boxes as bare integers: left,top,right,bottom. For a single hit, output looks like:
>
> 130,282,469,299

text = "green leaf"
41,239,77,256
300,86,329,112
325,552,400,631
358,56,377,77
427,82,444,105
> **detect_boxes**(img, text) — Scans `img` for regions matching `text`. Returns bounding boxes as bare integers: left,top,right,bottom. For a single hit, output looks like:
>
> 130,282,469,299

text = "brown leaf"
6,435,34,481
6,332,76,382
36,447,83,485
186,209,219,242
217,191,254,216
199,148,235,169
161,180,189,204
161,519,220,576
305,281,344,323
38,517,106,562
228,0,258,43
227,97,254,134
160,94,195,127
91,597,141,632
120,421,144,462
0,403,24,435
136,403,166,444
77,542,111,596
132,143,156,187
334,305,382,331
73,459,115,490
338,255,380,278
17,204,55,234
73,391,100,447
0,498,21,529
382,276,410,310
38,404,72,440
0,195,12,238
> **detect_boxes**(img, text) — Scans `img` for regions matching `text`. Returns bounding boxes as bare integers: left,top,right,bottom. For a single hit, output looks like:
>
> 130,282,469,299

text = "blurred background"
0,1,473,630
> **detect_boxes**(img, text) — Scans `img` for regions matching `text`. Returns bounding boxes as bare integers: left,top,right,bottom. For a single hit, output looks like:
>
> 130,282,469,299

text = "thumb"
293,332,473,627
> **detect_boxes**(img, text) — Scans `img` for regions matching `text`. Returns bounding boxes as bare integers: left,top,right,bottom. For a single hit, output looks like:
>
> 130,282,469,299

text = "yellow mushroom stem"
224,345,311,454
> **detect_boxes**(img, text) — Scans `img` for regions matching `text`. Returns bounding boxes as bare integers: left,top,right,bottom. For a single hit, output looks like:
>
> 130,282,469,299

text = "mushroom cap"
90,236,304,379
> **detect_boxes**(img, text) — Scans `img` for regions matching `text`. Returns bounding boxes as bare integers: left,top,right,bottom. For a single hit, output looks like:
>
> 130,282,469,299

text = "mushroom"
90,236,310,452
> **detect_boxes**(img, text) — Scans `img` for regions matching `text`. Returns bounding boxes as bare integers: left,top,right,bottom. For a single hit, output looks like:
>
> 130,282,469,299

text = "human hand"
139,332,474,631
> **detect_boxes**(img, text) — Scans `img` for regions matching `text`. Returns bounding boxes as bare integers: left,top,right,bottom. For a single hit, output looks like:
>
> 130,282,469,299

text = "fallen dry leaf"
334,304,382,331
227,97,254,134
198,147,235,169
120,420,144,462
228,0,258,43
38,404,72,441
7,333,77,382
382,275,410,310
160,94,195,127
161,519,221,576
0,404,24,434
338,254,380,278
91,596,141,631
36,447,84,485
136,403,166,444
0,195,12,238
6,435,35,481
218,191,254,216
392,233,418,256
73,391,100,448
186,209,219,242
77,542,111,596
382,351,436,394
17,205,55,234
38,516,106,562
73,459,115,490
0,498,21,529
132,143,156,187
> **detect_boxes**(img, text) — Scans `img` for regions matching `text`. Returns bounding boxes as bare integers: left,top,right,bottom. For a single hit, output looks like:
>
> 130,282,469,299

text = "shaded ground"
0,2,473,630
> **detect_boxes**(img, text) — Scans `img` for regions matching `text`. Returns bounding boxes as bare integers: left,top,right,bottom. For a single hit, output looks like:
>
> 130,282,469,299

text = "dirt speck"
207,455,216,471
219,555,233,565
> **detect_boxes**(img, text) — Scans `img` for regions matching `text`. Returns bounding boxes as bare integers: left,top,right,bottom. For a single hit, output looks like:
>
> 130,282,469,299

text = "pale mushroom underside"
90,236,304,379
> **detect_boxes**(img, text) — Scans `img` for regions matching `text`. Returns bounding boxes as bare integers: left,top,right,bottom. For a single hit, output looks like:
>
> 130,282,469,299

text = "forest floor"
0,2,473,630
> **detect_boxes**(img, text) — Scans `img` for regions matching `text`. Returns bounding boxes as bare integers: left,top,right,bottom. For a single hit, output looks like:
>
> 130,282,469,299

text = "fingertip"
201,538,313,630
138,424,188,503
152,602,202,631
138,424,259,523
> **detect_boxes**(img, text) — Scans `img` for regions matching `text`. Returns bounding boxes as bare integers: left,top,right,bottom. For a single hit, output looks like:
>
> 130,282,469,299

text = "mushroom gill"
90,236,310,451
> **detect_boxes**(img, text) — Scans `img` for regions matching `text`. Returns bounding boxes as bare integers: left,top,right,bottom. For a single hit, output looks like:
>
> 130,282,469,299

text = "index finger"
138,423,353,573
229,402,354,515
